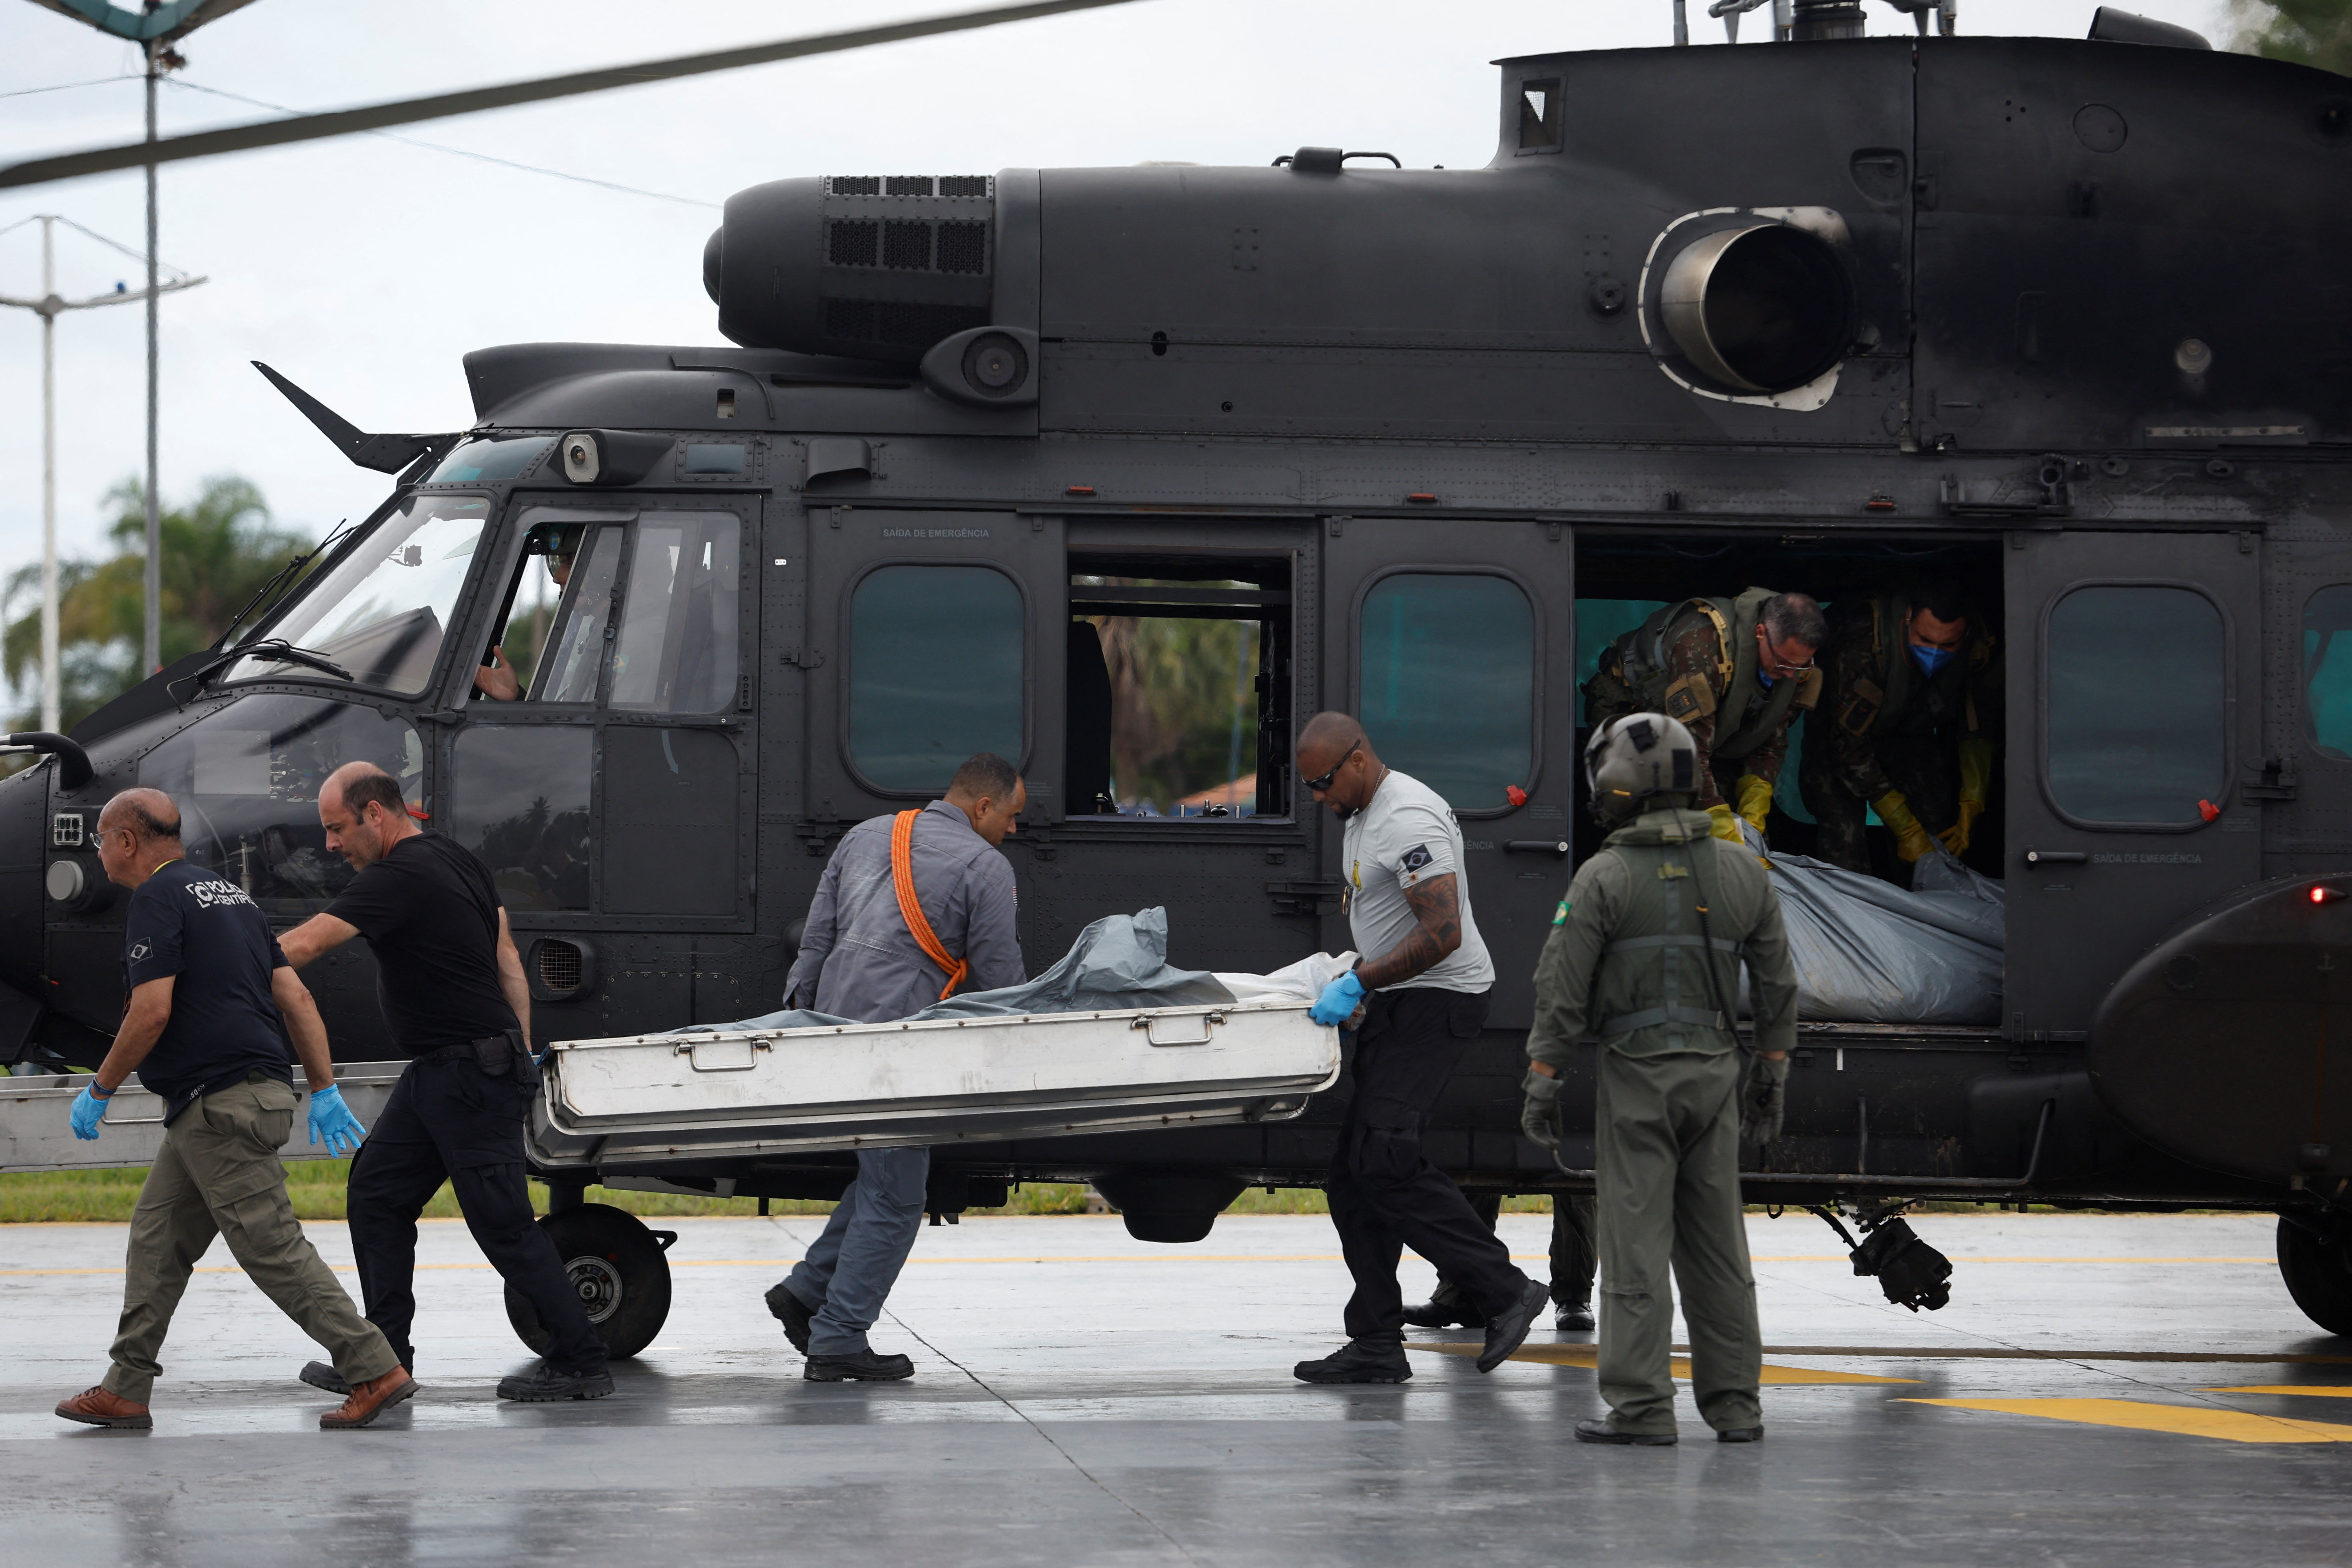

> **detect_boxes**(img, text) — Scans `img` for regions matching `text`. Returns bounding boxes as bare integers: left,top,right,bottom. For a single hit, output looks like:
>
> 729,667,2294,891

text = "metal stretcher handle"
1132,1011,1225,1046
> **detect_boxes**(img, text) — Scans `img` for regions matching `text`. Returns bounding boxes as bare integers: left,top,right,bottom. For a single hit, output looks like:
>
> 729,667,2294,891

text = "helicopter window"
136,695,424,914
449,726,593,911
231,494,490,695
1067,573,1283,818
489,522,627,704
608,513,743,712
426,435,552,484
1517,78,1562,153
2046,585,2225,824
849,564,1024,792
2302,586,2352,761
1359,572,1535,813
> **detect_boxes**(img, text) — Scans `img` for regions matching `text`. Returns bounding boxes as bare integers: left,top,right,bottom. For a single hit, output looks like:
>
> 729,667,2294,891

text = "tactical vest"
1596,834,1744,1053
1832,594,1983,743
1611,588,1820,761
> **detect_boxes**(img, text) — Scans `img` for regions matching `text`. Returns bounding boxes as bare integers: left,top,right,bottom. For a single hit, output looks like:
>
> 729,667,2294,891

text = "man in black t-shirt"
53,789,412,1432
279,762,611,1404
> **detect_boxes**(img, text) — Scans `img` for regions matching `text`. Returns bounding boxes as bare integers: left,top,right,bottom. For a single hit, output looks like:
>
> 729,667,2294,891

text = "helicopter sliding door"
2003,528,2261,1037
1320,516,1575,1030
800,507,1065,948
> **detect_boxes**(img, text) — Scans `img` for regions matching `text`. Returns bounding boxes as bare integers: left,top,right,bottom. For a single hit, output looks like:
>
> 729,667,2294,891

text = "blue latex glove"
307,1083,368,1157
1309,968,1367,1027
69,1085,108,1141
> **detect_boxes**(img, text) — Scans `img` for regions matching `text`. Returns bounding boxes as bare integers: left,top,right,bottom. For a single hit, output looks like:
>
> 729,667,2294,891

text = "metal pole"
38,216,58,735
142,43,161,677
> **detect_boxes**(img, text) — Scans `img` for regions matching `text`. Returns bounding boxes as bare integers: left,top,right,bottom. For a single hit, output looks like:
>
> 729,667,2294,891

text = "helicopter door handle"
2023,849,2087,865
1504,840,1572,856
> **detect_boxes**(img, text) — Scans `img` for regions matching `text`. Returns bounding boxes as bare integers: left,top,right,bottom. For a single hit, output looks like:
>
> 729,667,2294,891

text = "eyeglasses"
1303,743,1361,794
1760,642,1816,678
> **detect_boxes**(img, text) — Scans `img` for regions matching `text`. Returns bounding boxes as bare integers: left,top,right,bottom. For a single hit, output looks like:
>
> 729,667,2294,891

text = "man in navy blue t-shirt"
54,789,412,1432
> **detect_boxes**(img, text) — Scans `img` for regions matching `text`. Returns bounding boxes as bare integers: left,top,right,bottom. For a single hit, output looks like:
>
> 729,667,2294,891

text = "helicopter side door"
799,507,1066,956
2002,527,2262,1038
442,497,760,1037
1318,517,1575,1031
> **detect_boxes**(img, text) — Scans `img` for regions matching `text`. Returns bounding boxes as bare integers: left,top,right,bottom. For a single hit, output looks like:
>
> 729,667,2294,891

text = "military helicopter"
4,0,2349,1355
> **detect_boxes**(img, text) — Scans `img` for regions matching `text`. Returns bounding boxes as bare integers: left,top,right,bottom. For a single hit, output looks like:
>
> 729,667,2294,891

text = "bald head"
1295,711,1383,818
319,761,417,870
95,788,183,890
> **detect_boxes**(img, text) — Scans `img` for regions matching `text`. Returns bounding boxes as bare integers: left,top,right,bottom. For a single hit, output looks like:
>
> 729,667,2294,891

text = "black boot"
1552,1299,1595,1332
1575,1417,1677,1446
764,1280,815,1353
1477,1279,1551,1372
1399,1281,1480,1330
1292,1336,1412,1384
497,1360,616,1402
805,1349,915,1382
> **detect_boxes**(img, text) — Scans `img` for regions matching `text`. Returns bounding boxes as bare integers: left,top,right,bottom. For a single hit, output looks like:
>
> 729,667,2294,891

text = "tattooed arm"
1355,872,1463,991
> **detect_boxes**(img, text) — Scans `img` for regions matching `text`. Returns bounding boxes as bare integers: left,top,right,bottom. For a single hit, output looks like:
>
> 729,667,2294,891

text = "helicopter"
2,0,2349,1356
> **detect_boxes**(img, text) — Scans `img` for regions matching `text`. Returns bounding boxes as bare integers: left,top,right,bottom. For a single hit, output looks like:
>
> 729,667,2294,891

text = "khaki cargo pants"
1594,1047,1764,1436
102,1074,399,1404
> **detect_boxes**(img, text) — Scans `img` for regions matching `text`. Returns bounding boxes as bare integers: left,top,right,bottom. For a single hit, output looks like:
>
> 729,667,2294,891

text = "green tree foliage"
2229,0,2352,73
1090,602,1259,811
2,475,307,730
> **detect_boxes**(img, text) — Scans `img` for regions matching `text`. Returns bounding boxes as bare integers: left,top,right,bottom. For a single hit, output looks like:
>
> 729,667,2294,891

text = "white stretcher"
526,999,1341,1171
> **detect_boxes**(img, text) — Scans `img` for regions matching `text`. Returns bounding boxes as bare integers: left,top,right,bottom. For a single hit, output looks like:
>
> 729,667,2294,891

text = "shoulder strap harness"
891,810,969,1001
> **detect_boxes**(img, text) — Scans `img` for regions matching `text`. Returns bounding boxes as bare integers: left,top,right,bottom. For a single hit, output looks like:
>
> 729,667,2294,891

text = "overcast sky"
0,0,2236,633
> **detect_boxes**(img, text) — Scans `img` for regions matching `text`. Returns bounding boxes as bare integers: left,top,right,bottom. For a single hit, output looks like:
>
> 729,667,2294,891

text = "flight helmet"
1585,712,1698,822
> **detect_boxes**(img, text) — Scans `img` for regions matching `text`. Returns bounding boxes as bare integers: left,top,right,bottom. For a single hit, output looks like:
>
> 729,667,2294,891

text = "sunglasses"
1303,743,1361,794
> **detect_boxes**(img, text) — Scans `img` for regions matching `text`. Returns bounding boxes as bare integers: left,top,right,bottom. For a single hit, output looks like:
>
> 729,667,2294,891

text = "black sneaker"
496,1360,616,1402
804,1349,914,1382
299,1361,348,1396
1477,1279,1551,1372
1553,1300,1596,1332
1399,1288,1479,1330
1575,1417,1677,1446
1292,1337,1412,1384
764,1281,815,1353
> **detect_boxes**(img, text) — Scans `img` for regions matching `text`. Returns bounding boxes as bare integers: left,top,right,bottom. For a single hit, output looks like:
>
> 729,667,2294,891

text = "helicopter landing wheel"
505,1202,676,1359
2276,1215,2352,1338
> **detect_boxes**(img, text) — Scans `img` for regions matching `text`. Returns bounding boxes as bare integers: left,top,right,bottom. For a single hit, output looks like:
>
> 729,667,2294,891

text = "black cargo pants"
1328,987,1531,1339
347,1054,608,1374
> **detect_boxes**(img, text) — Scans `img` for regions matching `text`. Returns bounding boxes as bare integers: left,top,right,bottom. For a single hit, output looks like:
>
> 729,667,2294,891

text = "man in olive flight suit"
1521,712,1800,1446
1799,583,2001,878
1585,589,1827,848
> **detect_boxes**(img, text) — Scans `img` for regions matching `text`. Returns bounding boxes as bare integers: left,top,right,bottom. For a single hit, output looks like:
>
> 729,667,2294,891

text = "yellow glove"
1940,739,1994,856
1705,803,1741,843
1874,789,1935,863
1735,775,1774,836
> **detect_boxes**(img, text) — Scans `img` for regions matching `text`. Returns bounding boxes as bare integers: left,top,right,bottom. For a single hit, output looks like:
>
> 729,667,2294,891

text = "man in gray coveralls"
762,753,1027,1381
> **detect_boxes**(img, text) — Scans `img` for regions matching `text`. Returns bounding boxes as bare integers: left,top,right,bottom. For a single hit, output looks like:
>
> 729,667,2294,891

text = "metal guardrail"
0,1062,408,1173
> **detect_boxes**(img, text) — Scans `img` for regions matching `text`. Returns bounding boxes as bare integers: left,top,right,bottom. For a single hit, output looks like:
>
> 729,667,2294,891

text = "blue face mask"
1756,672,1775,688
1911,642,1956,677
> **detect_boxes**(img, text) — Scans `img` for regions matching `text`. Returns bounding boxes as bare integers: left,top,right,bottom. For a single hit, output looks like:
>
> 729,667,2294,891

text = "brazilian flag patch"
1552,897,1572,926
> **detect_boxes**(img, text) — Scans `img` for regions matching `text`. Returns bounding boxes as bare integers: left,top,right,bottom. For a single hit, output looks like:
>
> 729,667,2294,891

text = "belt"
1601,1003,1730,1035
412,1042,478,1067
1604,934,1742,956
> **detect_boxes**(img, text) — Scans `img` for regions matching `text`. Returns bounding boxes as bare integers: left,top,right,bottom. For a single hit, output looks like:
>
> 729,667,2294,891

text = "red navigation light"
2311,885,2346,904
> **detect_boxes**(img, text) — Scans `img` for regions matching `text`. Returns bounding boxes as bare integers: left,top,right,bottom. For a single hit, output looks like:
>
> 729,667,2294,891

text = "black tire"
504,1201,674,1360
2277,1215,2352,1337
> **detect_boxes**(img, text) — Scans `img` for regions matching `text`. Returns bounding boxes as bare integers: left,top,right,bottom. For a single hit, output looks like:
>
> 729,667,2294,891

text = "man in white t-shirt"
1290,712,1548,1384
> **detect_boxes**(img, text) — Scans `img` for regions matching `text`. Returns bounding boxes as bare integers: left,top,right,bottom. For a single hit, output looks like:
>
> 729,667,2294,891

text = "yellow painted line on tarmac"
1411,1342,1915,1385
1905,1397,2352,1443
2211,1385,2352,1398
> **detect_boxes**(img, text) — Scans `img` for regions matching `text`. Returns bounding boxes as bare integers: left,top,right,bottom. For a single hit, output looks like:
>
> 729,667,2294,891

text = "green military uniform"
1585,590,1822,836
1798,593,2001,874
1526,805,1800,1437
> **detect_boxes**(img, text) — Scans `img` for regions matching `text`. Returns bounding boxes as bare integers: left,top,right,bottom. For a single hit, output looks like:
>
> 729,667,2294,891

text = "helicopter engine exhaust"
1659,221,1857,396
704,174,997,364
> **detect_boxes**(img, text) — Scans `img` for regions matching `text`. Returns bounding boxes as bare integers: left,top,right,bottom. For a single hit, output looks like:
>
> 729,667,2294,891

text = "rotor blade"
0,0,1145,190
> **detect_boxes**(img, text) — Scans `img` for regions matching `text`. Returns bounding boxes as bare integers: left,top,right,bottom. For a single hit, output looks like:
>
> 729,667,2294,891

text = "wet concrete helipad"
3,1210,2345,1566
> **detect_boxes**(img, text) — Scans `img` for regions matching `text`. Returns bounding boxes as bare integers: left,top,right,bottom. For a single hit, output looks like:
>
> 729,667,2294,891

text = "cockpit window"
427,435,551,484
137,694,425,913
229,495,489,694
